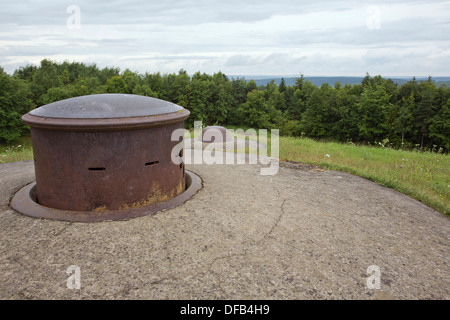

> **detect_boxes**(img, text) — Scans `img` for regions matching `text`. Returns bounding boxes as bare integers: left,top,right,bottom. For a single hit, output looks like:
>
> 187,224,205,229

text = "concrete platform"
0,160,448,299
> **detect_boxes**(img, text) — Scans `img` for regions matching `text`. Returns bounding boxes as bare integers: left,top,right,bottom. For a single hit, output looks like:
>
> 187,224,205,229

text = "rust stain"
119,184,170,210
93,205,108,212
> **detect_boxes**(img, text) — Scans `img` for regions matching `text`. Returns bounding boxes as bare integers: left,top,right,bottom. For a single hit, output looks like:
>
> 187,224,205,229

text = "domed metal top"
29,94,184,119
22,94,189,131
200,126,233,143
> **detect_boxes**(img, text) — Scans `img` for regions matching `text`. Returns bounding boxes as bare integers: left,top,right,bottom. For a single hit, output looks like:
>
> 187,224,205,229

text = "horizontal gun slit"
145,161,159,166
88,167,106,171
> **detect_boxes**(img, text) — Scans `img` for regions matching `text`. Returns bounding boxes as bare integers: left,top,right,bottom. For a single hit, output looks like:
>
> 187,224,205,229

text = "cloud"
225,55,261,67
0,0,449,76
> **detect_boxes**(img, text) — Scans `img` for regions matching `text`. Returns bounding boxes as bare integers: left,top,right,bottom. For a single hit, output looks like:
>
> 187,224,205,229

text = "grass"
1,133,449,216
0,136,33,164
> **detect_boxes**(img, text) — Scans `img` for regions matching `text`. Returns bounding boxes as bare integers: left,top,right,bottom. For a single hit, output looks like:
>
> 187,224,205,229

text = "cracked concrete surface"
0,159,449,300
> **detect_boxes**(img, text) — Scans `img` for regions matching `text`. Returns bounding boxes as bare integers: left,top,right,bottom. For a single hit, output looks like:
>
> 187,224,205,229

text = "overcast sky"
1,0,449,77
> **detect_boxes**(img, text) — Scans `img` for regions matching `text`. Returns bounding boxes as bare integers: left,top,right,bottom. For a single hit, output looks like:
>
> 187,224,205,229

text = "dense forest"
1,59,449,152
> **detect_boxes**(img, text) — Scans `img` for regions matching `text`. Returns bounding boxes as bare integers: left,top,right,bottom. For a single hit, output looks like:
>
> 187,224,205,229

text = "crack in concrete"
140,196,288,297
260,198,286,243
149,276,172,286
49,222,73,237
207,252,249,272
206,252,248,297
198,197,288,297
4,180,35,210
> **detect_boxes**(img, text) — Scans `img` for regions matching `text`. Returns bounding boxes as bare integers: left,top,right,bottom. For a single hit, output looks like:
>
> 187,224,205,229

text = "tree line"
1,59,449,151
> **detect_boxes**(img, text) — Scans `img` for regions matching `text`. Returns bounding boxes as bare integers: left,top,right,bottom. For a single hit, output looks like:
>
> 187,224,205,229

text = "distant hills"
229,75,450,88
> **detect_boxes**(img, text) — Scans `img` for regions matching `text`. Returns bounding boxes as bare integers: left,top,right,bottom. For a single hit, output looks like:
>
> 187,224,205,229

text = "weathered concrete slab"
0,160,448,299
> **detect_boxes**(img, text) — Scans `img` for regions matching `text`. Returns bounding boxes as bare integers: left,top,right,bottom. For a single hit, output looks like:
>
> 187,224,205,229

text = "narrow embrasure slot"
145,161,159,166
88,167,106,171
